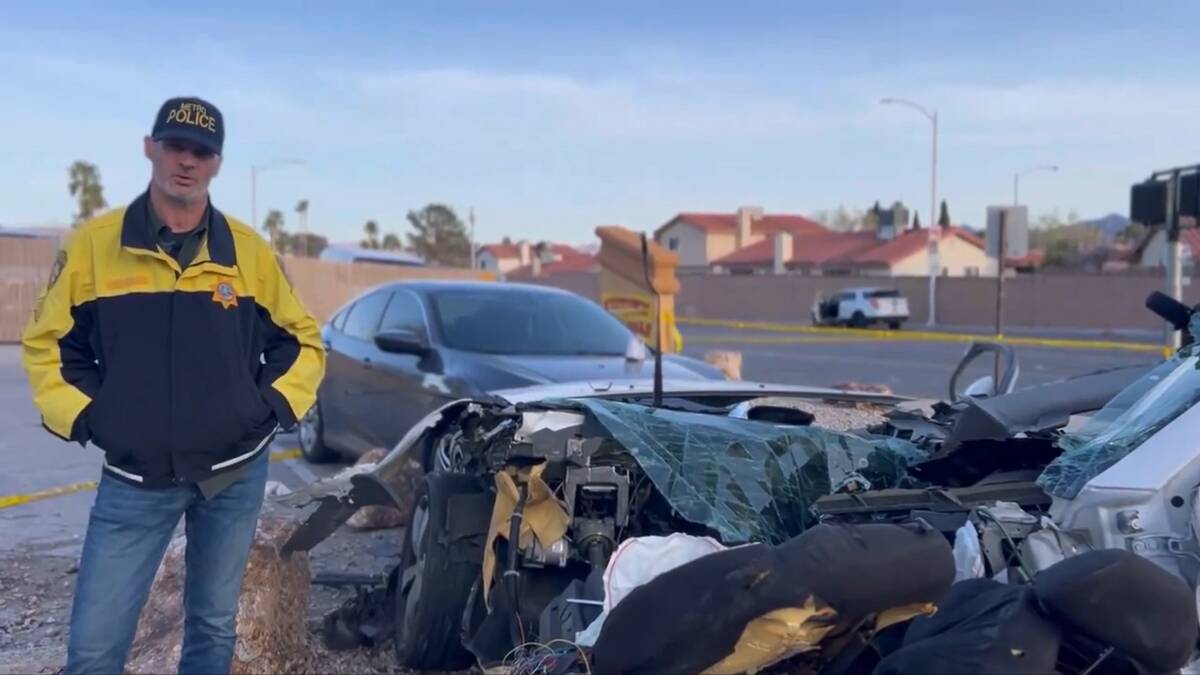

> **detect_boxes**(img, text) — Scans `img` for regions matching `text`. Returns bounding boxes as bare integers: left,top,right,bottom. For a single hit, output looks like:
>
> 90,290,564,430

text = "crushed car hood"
467,352,719,386
492,379,910,406
565,397,928,544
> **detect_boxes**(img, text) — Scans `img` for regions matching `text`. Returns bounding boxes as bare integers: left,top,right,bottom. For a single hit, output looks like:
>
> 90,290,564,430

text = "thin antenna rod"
640,233,664,408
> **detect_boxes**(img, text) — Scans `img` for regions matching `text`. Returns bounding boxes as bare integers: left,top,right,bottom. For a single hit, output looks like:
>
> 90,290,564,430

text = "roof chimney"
518,241,531,266
773,232,793,274
736,205,763,249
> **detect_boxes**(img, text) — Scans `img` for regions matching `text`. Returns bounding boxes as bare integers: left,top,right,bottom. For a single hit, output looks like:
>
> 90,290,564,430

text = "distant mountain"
1080,213,1131,240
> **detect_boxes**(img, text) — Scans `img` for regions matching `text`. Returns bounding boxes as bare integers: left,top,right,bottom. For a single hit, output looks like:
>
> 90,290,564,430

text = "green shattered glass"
572,398,928,544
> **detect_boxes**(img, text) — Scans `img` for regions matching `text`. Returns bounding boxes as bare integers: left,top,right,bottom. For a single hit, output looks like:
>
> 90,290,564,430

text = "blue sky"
4,1,1200,245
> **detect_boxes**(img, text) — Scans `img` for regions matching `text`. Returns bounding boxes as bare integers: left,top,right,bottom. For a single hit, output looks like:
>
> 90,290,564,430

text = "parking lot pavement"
680,325,1160,399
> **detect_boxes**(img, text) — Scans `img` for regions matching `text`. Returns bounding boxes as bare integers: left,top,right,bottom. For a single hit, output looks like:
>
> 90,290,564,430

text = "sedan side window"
379,291,427,337
331,306,350,332
342,291,390,341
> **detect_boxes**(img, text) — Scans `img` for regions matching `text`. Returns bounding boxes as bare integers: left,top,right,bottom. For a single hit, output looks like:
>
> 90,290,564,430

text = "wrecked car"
281,378,930,670
281,293,1196,673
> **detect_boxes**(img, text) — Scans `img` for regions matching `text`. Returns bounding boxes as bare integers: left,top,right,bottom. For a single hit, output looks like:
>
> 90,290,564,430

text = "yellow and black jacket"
22,191,325,488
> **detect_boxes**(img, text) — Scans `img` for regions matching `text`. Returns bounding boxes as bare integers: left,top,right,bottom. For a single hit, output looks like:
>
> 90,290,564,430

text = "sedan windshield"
1038,345,1200,499
429,289,635,356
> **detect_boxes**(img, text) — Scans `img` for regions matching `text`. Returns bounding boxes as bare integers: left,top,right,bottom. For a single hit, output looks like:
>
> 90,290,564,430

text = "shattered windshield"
1038,346,1200,499
572,398,927,544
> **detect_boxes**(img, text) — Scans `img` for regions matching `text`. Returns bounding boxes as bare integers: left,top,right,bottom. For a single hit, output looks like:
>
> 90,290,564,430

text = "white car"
811,287,910,329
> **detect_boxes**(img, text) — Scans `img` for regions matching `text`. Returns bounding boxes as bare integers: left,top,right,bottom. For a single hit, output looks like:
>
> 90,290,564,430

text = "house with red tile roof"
477,240,596,279
713,224,990,277
653,206,829,269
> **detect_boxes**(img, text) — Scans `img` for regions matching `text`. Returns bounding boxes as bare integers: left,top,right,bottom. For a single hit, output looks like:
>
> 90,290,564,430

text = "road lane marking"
680,316,1171,356
0,448,306,511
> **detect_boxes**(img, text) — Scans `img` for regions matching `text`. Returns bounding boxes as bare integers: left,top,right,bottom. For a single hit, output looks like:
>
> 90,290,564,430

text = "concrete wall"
0,238,493,341
531,269,1200,332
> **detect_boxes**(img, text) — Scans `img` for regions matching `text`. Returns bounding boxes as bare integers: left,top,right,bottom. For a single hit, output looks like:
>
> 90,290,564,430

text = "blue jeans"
65,452,268,674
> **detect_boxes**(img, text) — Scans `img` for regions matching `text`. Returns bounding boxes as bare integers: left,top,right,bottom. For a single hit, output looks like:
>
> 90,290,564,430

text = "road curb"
679,317,1171,356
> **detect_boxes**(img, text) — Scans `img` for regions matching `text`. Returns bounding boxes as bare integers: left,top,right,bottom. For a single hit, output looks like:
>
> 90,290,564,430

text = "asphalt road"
1,329,1160,554
0,345,340,558
680,325,1159,399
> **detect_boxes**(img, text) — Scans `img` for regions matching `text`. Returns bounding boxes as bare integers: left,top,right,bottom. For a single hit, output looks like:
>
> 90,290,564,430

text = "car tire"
850,311,868,328
888,320,902,330
299,399,339,463
394,473,486,670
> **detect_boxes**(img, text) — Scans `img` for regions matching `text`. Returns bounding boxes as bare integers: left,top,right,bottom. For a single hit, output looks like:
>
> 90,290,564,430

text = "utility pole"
881,97,939,326
1166,178,1183,350
250,158,304,241
994,209,1007,385
469,207,477,270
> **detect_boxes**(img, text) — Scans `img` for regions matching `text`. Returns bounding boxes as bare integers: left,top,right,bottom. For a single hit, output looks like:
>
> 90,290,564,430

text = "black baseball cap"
151,96,224,155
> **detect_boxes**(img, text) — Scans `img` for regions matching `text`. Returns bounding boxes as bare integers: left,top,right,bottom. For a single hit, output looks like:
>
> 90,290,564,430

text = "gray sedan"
299,280,725,461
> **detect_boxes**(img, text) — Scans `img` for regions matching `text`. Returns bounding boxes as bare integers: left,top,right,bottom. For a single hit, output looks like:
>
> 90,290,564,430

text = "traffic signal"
1130,180,1168,226
1179,172,1200,218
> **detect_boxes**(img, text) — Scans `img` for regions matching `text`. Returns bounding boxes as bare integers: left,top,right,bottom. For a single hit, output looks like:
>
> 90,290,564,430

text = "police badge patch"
46,249,67,289
211,280,238,309
33,249,68,322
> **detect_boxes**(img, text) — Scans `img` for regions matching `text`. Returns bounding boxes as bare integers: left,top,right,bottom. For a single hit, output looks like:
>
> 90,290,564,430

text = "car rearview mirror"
375,329,429,355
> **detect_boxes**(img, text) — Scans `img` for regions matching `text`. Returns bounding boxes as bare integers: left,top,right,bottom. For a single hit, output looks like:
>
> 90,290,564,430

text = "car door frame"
325,289,391,455
363,288,444,449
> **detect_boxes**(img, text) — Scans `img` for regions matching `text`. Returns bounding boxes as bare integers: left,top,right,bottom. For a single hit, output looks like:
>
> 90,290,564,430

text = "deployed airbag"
591,522,953,674
874,580,1061,675
1033,550,1199,673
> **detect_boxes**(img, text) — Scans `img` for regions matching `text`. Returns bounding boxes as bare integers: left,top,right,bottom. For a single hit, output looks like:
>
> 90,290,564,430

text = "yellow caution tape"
0,448,305,511
678,316,1171,356
0,480,98,510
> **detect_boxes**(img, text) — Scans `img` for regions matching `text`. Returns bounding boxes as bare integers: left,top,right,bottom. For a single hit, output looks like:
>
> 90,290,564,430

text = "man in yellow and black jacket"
22,96,324,674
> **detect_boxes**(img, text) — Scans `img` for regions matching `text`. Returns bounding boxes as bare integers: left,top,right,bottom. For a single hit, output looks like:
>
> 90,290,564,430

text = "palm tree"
295,199,310,256
68,161,107,227
362,220,380,249
263,210,285,252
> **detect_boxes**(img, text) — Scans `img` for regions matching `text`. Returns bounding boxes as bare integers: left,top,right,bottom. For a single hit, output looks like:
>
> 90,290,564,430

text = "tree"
382,233,402,251
262,210,285,252
912,211,921,229
293,200,312,256
288,232,328,258
68,161,107,226
406,203,471,266
362,220,380,249
938,200,951,228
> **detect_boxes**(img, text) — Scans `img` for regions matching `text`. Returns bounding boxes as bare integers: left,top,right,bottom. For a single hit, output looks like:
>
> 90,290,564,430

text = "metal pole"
1013,173,1019,206
928,111,939,326
250,166,257,237
995,210,1007,385
469,207,477,270
1167,176,1183,351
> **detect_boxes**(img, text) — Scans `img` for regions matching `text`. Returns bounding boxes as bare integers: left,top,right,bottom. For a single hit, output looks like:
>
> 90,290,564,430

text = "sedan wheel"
299,400,339,463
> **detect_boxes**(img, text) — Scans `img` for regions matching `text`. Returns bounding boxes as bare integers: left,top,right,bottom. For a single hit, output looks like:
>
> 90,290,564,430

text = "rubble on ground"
127,507,312,674
345,449,420,531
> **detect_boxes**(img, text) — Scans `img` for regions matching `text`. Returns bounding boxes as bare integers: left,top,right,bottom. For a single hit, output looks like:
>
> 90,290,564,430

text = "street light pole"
1014,164,1059,206
882,97,939,326
249,159,304,241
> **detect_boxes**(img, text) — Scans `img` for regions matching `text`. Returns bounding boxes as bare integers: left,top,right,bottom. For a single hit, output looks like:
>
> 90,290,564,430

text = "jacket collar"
121,189,237,267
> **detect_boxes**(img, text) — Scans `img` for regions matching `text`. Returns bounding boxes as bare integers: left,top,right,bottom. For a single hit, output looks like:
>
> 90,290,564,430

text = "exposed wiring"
544,638,593,675
976,507,1035,582
502,640,591,675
